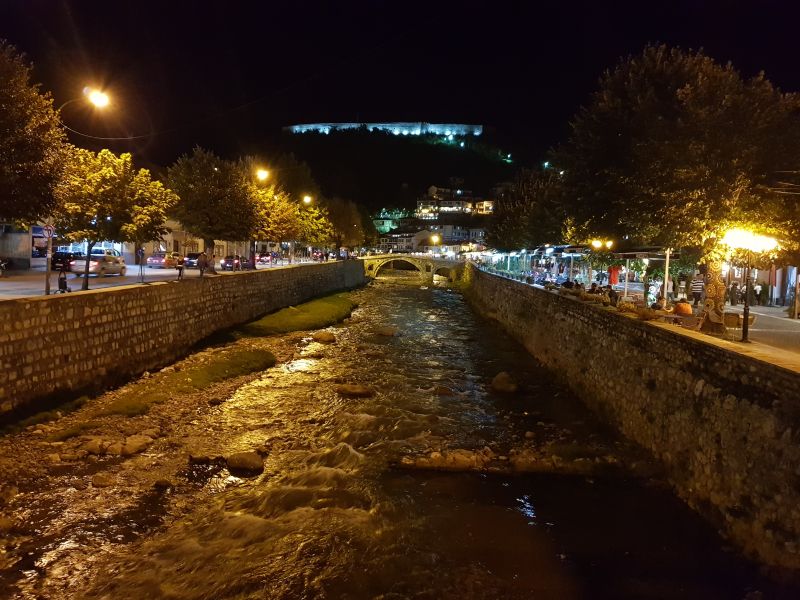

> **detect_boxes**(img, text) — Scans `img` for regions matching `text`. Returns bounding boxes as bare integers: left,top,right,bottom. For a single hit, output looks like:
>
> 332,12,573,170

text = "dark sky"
1,0,798,166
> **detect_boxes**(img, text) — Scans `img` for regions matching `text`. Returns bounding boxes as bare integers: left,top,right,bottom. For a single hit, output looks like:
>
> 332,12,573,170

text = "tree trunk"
700,260,726,334
204,239,216,273
81,241,95,291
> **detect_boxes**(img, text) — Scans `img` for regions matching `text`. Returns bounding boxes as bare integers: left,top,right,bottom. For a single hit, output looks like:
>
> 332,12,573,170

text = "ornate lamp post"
721,228,779,342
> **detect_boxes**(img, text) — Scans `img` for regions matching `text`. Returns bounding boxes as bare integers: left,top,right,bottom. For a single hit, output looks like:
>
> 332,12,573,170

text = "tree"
486,169,566,251
55,147,177,289
325,196,364,249
553,44,800,330
167,147,256,251
0,40,67,223
555,45,800,246
252,184,300,246
269,153,321,204
298,204,333,247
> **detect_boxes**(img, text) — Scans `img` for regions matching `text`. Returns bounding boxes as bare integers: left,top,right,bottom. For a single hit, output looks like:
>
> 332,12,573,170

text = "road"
0,261,304,300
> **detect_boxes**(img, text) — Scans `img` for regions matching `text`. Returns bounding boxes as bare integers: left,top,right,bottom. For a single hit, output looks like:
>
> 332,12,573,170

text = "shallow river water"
1,278,794,599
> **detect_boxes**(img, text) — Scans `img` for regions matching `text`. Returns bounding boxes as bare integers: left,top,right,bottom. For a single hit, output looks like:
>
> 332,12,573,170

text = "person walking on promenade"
197,251,208,277
729,282,739,306
691,274,705,307
176,255,185,280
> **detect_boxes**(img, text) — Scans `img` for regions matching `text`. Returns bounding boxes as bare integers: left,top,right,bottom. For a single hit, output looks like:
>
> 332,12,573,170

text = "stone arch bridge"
361,254,466,282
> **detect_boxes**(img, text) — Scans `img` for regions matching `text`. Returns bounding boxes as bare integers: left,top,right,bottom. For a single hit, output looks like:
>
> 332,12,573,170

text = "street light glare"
591,240,602,249
256,169,269,181
432,234,440,244
83,87,110,108
721,228,779,253
303,195,313,204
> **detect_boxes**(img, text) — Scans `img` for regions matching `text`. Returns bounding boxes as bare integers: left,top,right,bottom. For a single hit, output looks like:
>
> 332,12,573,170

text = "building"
415,185,494,219
378,228,432,253
286,122,483,137
373,208,412,234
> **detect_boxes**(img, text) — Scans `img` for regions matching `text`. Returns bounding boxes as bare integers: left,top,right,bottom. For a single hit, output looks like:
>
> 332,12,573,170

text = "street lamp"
721,228,779,342
303,195,313,205
591,239,613,250
46,87,111,295
589,239,613,285
431,234,440,255
85,87,110,108
256,168,270,181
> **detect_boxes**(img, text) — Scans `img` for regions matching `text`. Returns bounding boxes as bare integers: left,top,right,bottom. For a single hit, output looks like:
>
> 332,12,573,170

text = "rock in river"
91,473,115,488
226,451,264,474
335,384,375,398
375,325,399,337
312,331,337,344
122,435,154,456
491,371,518,393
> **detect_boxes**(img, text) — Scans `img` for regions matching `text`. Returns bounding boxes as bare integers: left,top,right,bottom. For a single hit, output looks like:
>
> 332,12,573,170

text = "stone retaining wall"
0,261,364,414
465,263,800,571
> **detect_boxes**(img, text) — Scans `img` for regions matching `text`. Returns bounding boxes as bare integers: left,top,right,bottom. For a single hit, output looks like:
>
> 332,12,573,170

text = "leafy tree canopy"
324,196,365,248
486,169,567,251
0,40,67,223
167,147,256,249
55,147,177,288
553,44,800,254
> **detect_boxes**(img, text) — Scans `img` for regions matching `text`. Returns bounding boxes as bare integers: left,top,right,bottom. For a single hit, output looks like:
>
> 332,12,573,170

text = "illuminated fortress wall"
286,122,483,137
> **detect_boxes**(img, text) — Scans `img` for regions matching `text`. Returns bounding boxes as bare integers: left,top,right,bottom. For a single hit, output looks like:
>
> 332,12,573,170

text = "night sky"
1,0,798,166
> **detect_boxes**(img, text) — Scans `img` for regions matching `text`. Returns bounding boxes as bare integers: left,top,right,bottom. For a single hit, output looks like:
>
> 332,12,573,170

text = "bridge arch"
370,258,424,277
362,255,465,282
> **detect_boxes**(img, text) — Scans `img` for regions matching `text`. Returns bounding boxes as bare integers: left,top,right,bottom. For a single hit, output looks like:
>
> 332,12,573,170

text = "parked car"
70,251,126,276
147,252,180,269
184,252,202,268
51,251,84,271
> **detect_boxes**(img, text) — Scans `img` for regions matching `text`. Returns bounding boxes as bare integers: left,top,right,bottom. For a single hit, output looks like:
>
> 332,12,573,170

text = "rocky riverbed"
0,281,790,599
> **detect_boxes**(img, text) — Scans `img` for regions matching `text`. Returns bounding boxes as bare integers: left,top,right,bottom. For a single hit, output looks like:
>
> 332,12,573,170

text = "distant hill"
279,129,515,212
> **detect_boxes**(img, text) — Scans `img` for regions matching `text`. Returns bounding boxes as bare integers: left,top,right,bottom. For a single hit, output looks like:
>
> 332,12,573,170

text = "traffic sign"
43,225,55,238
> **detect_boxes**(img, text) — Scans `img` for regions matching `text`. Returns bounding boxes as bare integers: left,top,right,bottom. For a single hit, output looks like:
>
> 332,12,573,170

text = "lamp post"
721,228,779,342
590,239,613,285
45,87,111,295
431,234,440,256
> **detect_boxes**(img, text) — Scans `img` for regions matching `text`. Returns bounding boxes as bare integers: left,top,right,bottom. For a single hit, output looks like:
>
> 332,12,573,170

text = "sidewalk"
722,303,800,353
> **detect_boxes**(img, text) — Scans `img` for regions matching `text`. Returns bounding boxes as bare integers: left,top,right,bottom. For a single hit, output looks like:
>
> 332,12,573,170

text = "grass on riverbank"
0,395,89,437
238,293,356,337
95,347,276,417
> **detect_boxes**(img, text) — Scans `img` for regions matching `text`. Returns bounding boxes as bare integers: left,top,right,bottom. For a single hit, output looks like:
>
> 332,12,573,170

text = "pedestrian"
728,282,739,306
208,254,217,274
197,251,208,277
57,265,71,293
666,276,675,302
176,255,185,280
691,275,705,306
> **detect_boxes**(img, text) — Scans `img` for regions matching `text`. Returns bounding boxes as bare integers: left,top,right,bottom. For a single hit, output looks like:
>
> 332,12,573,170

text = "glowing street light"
431,234,440,255
83,87,110,108
303,195,313,205
256,169,270,181
721,228,779,342
591,239,613,250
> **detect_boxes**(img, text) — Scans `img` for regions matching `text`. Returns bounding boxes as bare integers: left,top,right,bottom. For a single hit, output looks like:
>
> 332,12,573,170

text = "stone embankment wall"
464,263,800,572
0,261,364,414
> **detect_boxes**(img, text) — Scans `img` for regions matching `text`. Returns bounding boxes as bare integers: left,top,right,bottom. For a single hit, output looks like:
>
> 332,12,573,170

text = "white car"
70,249,126,276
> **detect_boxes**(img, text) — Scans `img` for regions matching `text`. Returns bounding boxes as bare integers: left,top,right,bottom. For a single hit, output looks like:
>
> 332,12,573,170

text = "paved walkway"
0,261,313,300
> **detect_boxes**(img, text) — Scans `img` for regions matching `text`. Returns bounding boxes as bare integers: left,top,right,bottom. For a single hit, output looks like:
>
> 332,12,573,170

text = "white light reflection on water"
516,494,537,525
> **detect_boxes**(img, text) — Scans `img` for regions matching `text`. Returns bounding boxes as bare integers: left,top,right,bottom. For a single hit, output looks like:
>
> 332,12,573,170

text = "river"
0,276,792,599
